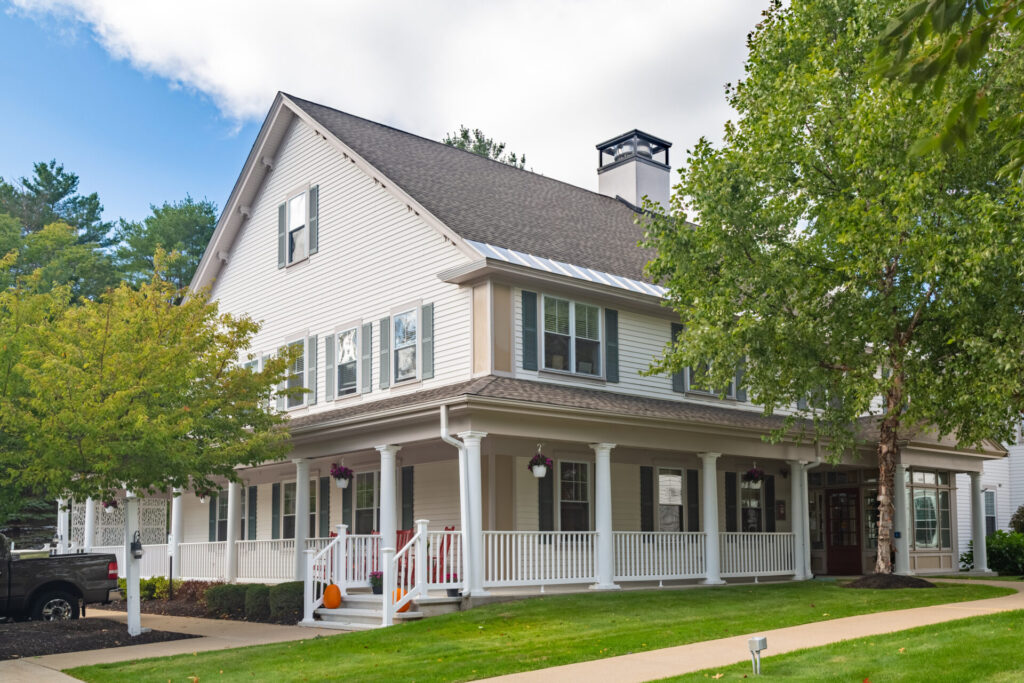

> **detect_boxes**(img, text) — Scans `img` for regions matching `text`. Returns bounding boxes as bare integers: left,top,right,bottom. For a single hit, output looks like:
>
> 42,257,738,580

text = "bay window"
542,296,601,376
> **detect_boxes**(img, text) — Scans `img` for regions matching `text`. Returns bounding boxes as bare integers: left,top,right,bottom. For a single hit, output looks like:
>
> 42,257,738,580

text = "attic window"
287,192,307,264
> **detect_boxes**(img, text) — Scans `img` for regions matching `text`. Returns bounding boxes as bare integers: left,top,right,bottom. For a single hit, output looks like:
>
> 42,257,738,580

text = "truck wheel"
32,590,79,621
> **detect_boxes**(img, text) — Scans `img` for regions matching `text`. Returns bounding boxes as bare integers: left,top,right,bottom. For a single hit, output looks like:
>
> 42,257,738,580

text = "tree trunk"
874,413,901,575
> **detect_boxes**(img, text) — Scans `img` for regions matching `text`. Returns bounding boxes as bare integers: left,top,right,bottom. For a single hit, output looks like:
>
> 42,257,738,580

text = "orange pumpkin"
393,588,411,613
323,583,342,609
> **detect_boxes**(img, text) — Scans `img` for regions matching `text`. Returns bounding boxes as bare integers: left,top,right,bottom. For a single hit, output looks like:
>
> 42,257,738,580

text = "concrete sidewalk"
487,579,1024,683
0,609,340,683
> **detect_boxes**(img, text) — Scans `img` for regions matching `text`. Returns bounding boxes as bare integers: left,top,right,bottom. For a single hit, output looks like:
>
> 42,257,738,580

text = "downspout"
440,405,470,595
802,445,824,578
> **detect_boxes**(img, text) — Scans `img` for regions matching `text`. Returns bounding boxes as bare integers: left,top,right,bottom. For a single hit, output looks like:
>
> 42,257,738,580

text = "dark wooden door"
826,488,861,575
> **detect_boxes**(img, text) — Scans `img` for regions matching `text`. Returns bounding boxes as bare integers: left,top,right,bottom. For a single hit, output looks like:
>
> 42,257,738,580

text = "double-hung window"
559,461,590,531
214,489,246,541
985,489,997,536
282,481,317,539
909,470,951,550
686,363,736,398
393,309,418,383
335,327,359,397
285,339,305,409
542,296,601,376
286,192,308,264
658,469,683,531
355,472,379,534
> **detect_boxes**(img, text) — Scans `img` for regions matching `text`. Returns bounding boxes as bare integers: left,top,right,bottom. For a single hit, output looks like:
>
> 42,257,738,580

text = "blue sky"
0,9,258,223
1,1,761,226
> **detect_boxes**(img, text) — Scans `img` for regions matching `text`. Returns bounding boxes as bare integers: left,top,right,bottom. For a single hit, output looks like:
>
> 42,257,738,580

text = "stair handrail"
302,524,348,624
383,519,429,626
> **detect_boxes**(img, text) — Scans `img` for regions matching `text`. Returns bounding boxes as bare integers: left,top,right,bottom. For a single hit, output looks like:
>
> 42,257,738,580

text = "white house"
58,93,1005,626
955,427,1024,560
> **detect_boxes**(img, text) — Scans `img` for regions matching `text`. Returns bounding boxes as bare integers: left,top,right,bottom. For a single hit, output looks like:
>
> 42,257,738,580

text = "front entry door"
826,488,861,574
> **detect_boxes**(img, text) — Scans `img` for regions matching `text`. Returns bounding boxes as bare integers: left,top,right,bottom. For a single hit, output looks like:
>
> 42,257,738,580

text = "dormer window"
543,295,601,376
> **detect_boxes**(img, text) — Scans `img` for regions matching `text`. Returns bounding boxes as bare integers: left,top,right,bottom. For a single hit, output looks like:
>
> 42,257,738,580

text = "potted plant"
445,574,460,598
742,466,765,485
330,463,354,489
528,449,553,479
102,499,118,514
369,570,383,595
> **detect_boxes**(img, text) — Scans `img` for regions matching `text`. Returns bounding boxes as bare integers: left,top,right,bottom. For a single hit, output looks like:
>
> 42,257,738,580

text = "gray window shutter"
261,354,272,411
765,475,776,533
277,203,287,268
306,335,317,405
360,323,372,394
308,185,319,256
342,481,352,528
686,469,700,532
640,466,654,531
319,476,330,538
401,466,414,530
538,467,554,531
671,323,685,393
421,303,434,380
725,472,738,532
271,483,281,539
275,347,287,412
521,291,538,371
605,308,619,383
208,493,217,542
324,333,335,401
735,359,747,402
379,317,390,389
247,486,258,540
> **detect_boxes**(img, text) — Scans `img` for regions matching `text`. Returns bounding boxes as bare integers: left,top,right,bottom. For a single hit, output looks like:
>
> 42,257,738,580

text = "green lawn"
67,582,1011,683
667,609,1024,681
932,574,1024,581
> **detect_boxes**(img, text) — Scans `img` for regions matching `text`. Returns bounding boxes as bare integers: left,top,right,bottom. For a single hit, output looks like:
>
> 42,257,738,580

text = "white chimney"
596,130,672,209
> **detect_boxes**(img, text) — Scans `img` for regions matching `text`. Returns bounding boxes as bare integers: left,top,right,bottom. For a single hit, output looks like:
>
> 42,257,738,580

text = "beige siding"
413,460,461,529
181,495,210,543
611,462,640,531
514,456,539,531
256,483,274,540
210,117,474,419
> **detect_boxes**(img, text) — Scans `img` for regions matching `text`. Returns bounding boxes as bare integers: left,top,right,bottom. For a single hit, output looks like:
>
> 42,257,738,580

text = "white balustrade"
426,529,464,590
178,541,227,581
237,539,296,582
383,520,427,626
719,532,795,577
613,532,706,581
482,531,597,587
140,544,169,578
341,534,381,587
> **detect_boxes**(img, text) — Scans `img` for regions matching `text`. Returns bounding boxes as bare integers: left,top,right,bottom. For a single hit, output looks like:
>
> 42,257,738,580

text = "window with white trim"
559,461,590,531
282,480,317,539
985,489,997,537
335,328,359,397
214,489,246,542
543,296,601,376
393,309,418,383
355,471,379,534
286,191,308,264
908,470,952,550
658,469,683,532
285,339,305,409
686,363,736,398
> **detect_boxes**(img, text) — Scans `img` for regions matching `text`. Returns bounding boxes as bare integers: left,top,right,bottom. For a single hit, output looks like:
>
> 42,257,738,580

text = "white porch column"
293,459,311,581
124,491,142,636
458,431,489,596
83,498,96,553
169,489,183,579
788,461,806,580
55,499,68,554
457,444,470,594
376,445,401,564
590,443,620,590
225,481,242,582
893,463,911,574
700,452,725,585
970,472,989,573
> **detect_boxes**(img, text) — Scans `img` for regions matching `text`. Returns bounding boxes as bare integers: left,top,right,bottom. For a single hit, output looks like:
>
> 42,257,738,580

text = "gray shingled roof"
287,95,655,281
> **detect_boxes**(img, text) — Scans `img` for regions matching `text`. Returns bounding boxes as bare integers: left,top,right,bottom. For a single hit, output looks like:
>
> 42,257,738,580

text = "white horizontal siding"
211,117,474,419
956,459,1012,557
413,460,461,529
181,494,210,543
514,456,539,531
1009,445,1024,520
611,462,640,531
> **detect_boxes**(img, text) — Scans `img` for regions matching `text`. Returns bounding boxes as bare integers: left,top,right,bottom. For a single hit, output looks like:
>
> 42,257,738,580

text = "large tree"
643,0,1024,573
0,160,112,246
114,196,218,289
443,125,527,168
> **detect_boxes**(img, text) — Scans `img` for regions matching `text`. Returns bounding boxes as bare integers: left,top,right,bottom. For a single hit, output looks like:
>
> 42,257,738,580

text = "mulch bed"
97,598,208,618
844,573,937,589
0,618,197,660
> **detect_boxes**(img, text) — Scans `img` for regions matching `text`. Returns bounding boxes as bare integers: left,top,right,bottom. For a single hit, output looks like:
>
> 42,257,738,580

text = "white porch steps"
311,593,424,631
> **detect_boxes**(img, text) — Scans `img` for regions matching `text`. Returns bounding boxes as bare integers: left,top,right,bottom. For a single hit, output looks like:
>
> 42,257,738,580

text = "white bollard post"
124,491,142,637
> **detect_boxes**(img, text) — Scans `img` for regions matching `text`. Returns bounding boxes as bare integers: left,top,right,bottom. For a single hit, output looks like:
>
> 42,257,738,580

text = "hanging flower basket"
330,464,354,489
101,499,118,514
742,467,766,484
528,453,553,479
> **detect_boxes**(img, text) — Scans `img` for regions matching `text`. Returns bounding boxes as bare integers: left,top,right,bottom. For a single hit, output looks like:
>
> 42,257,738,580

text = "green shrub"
244,584,271,622
139,577,158,601
268,581,304,624
204,584,248,618
151,576,183,600
1010,505,1024,534
116,578,126,595
986,530,1024,575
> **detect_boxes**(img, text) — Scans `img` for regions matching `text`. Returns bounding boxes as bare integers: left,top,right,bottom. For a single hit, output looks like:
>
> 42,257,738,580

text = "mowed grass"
667,609,1024,682
67,582,1010,683
932,574,1024,581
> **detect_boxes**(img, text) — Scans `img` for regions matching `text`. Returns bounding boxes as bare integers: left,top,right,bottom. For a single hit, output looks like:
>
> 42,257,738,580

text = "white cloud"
12,0,763,191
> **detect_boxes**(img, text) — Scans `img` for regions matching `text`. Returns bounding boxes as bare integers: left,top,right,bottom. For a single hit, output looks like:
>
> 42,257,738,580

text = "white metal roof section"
466,240,667,298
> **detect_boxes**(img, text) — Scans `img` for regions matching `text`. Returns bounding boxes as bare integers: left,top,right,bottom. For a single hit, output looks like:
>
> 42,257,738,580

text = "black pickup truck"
0,534,119,620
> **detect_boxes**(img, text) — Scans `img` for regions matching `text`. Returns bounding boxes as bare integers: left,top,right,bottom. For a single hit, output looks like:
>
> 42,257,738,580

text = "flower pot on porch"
446,588,461,598
371,584,383,595
335,478,349,489
531,465,547,479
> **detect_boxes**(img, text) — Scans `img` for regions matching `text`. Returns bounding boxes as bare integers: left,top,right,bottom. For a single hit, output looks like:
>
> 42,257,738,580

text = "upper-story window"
278,185,318,269
393,309,418,383
287,192,307,264
285,339,306,409
686,363,737,398
335,327,359,397
543,296,601,376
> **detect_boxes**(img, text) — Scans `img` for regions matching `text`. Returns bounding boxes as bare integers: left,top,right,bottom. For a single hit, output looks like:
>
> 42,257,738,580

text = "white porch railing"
340,534,381,588
237,539,295,582
482,531,597,587
140,544,169,578
720,532,795,577
179,541,226,581
613,532,706,581
426,529,464,591
383,520,428,626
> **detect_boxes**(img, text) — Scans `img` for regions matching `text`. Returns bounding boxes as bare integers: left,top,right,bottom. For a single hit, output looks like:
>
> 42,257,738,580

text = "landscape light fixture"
749,636,767,675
